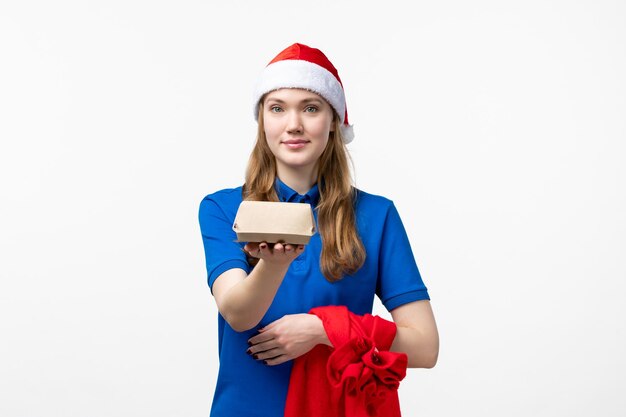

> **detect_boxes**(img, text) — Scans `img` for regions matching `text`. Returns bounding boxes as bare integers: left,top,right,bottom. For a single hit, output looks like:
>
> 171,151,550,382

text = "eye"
269,105,283,113
304,106,318,113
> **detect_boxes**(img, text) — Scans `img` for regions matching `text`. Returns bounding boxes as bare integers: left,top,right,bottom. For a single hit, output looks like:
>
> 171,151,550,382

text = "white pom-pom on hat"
253,43,354,144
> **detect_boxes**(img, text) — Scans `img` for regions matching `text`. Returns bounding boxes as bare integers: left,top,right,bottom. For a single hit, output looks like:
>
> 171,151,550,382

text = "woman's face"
262,88,334,175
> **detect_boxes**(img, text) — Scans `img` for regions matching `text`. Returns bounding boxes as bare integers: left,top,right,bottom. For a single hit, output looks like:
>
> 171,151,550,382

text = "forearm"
390,325,439,368
219,260,290,332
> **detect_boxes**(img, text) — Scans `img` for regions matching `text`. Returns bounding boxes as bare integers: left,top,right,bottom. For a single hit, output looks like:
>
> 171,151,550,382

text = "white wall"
1,1,624,416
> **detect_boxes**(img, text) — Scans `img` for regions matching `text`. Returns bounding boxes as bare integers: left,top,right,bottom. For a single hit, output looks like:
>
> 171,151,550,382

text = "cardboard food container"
232,201,316,245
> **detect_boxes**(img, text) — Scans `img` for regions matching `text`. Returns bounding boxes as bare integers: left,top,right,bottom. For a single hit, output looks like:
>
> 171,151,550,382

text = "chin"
277,155,316,168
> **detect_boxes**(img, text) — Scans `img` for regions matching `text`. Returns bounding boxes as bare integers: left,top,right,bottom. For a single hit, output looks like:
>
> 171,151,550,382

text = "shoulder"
354,188,395,213
352,188,402,233
353,187,416,234
199,185,244,220
355,189,410,228
201,185,244,204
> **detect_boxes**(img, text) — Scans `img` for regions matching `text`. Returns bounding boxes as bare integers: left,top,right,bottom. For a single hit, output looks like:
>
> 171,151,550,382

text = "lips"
282,139,309,149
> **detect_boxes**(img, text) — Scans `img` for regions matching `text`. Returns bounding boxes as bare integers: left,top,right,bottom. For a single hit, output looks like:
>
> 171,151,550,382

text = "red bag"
284,306,408,417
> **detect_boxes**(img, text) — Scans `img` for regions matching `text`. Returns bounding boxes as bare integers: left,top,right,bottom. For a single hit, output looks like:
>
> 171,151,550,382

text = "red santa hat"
253,43,354,143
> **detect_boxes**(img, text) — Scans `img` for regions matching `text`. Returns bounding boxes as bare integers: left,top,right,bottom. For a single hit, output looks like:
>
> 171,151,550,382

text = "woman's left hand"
247,314,332,366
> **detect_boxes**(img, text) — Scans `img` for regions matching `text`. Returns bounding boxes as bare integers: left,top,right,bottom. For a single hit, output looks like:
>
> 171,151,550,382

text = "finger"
273,242,284,253
264,354,289,366
284,244,294,253
250,347,282,361
258,242,269,257
258,321,278,332
244,242,260,257
247,339,277,355
247,332,274,347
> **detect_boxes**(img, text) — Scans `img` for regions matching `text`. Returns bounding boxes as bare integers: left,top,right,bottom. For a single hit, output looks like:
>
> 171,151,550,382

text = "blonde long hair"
242,102,366,282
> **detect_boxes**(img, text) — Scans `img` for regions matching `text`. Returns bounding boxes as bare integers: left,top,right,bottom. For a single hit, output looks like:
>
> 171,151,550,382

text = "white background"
1,1,625,416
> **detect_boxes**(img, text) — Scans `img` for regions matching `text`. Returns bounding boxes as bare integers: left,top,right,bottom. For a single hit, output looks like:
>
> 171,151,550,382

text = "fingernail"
246,349,252,355
248,341,252,346
253,354,259,360
263,360,269,365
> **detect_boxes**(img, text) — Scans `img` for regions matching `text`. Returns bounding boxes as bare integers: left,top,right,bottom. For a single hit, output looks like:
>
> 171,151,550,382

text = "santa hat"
253,43,354,143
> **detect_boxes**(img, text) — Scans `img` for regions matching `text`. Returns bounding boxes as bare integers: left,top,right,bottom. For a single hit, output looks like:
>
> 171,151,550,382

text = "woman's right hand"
244,242,305,266
214,242,305,331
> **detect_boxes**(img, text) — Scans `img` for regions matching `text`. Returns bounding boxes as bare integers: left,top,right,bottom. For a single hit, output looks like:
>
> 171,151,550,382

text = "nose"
286,110,303,134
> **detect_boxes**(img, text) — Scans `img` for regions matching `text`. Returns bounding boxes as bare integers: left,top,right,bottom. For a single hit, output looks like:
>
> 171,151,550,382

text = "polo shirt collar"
275,177,320,206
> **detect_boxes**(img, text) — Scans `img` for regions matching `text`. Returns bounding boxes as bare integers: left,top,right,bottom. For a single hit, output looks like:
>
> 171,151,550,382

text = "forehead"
264,88,327,103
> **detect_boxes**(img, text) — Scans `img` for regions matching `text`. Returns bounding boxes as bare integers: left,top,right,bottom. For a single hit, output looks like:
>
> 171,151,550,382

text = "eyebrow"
264,97,325,105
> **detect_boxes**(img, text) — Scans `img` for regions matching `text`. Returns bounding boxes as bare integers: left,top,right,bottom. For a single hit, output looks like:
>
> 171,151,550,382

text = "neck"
276,164,317,195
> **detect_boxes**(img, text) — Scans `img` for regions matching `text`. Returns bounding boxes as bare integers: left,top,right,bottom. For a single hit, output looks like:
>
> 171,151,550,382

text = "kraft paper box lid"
232,201,316,245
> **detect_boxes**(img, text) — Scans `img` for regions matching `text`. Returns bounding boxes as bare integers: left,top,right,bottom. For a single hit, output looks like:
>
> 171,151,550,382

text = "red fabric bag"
284,306,408,417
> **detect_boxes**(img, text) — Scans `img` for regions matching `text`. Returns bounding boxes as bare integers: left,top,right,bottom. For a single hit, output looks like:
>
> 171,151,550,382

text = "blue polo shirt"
198,179,429,417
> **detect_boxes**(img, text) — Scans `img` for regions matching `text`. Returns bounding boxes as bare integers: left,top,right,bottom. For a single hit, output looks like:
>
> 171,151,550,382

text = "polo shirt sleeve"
376,201,430,311
198,194,249,293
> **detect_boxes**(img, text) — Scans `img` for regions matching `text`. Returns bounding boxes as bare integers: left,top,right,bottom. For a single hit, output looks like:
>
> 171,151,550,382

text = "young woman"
199,43,439,417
